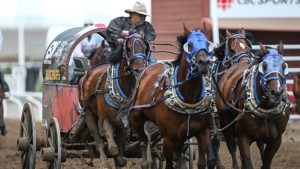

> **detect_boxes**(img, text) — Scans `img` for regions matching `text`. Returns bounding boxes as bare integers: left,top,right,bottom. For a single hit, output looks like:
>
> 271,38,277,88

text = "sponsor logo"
217,0,234,11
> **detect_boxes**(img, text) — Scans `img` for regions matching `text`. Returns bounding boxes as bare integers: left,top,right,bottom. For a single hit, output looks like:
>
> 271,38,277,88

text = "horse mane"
213,41,226,60
109,44,123,64
172,33,187,65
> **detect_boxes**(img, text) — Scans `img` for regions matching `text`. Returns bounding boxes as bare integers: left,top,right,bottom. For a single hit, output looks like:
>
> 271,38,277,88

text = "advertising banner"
216,0,300,18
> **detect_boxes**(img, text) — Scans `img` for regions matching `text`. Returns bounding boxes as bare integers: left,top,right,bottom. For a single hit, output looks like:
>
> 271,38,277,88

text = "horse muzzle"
197,59,210,75
266,88,284,105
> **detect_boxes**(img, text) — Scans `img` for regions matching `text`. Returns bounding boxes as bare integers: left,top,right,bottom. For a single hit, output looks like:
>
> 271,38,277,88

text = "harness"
244,64,289,118
162,63,213,114
103,63,131,109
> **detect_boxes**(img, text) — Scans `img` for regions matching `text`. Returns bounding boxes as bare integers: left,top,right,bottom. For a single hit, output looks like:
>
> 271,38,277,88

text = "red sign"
217,0,233,11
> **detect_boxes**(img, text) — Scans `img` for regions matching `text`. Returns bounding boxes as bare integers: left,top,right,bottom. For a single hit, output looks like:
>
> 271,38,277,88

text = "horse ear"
226,30,231,37
101,40,105,48
278,40,284,55
241,28,246,36
203,22,207,33
259,43,268,55
258,62,267,74
283,62,289,76
183,23,191,35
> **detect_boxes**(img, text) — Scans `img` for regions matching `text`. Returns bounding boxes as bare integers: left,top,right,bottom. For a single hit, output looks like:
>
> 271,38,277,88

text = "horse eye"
282,62,286,69
262,62,268,70
188,42,193,51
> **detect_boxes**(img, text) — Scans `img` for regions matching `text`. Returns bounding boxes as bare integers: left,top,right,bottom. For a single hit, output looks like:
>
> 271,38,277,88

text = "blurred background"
0,0,299,125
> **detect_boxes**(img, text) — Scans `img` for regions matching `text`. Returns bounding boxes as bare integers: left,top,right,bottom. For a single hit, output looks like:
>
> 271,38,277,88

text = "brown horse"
215,42,289,169
293,72,300,113
88,40,111,67
78,33,149,168
211,29,254,169
0,82,6,136
130,25,215,169
213,29,253,83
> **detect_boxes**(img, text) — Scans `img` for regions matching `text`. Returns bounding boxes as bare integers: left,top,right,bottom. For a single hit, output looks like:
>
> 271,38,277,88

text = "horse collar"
244,65,289,118
163,64,213,115
104,63,131,109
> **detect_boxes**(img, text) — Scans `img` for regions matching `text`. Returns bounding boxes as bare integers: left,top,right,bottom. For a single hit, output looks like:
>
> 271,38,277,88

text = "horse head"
123,32,149,75
90,40,111,66
182,24,210,76
258,41,288,105
223,29,253,66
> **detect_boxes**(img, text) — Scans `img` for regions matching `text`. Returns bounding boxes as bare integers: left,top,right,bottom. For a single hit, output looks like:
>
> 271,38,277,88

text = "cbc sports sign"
216,0,300,18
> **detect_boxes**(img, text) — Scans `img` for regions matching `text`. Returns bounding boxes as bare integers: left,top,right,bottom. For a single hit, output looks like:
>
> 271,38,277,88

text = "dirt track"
1,119,300,169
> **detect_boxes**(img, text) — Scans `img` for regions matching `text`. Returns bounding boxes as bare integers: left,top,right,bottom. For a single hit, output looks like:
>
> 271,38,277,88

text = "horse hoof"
114,156,127,167
108,145,119,156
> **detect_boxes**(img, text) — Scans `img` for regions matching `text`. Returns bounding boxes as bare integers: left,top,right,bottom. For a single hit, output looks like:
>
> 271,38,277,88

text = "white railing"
4,92,42,121
252,44,300,50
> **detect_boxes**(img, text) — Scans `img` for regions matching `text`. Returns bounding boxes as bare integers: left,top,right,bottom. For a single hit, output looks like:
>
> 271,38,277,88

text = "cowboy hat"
125,1,149,16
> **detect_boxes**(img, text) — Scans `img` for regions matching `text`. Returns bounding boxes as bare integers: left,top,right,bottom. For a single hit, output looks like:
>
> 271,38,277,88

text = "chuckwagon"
16,23,196,169
17,24,108,169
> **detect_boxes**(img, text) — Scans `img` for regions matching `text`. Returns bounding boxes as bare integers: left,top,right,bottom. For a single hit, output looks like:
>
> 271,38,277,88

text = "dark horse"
130,25,215,169
293,72,300,113
78,33,149,168
215,42,290,169
0,82,6,135
211,29,254,169
88,40,111,67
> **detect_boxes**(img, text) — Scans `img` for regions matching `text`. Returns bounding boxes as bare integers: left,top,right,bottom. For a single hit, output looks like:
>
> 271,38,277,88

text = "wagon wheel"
43,117,62,169
17,103,37,169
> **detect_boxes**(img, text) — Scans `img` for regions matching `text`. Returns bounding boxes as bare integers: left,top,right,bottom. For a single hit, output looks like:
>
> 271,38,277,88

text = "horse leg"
130,110,149,169
173,142,187,169
0,100,7,136
163,136,175,169
223,127,239,169
237,136,253,169
113,124,127,167
212,136,225,169
85,109,110,169
102,119,119,156
196,129,215,169
256,141,265,163
261,137,282,169
197,142,206,169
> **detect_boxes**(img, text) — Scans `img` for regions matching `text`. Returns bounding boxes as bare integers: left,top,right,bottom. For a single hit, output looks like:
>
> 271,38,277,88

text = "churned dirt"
0,119,300,169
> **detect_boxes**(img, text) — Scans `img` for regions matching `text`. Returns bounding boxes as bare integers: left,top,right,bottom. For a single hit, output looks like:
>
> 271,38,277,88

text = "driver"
106,1,157,63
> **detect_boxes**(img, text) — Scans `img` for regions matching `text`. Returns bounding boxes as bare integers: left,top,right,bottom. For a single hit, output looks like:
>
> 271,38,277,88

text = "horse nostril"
270,90,276,96
280,90,284,95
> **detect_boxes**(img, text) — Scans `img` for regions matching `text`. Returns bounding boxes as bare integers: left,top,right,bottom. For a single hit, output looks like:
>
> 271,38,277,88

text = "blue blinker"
186,30,208,59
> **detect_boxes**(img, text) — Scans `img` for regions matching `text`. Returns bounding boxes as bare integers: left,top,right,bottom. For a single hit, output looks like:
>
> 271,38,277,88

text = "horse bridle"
223,34,254,67
123,33,149,67
258,52,288,94
183,30,209,78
